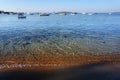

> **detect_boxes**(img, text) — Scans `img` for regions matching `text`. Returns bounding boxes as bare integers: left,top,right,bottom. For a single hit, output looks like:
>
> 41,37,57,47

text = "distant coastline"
0,10,120,15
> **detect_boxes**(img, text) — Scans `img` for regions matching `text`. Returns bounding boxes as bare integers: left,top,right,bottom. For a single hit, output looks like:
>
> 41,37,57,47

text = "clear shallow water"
0,14,120,55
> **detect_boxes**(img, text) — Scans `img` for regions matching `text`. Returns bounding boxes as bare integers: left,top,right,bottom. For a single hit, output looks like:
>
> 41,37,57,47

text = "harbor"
1,10,120,19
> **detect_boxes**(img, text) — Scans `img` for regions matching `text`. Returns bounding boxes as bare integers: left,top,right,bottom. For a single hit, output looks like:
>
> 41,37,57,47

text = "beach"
0,54,120,80
0,13,120,80
0,54,120,71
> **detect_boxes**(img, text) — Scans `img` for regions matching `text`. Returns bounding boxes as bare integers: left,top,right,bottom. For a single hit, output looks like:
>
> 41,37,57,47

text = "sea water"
0,14,120,55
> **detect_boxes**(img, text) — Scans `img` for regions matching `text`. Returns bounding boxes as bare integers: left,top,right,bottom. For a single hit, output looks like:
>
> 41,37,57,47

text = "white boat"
88,13,93,15
71,13,77,15
59,13,66,16
81,12,86,15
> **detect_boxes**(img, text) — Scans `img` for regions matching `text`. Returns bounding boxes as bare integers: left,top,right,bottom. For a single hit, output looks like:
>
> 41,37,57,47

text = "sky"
0,0,120,12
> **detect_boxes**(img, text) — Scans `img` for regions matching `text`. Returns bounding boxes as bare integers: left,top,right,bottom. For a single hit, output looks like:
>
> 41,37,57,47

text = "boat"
30,13,34,15
71,12,77,15
88,13,93,15
81,12,86,15
39,13,50,16
18,13,26,19
71,13,76,15
0,11,4,14
59,13,67,16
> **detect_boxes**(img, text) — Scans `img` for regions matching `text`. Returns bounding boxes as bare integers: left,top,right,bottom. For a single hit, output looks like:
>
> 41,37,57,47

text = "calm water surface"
0,14,120,55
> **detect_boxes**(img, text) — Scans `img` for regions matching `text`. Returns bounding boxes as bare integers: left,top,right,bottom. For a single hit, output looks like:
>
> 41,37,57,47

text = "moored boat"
59,13,66,16
39,13,50,16
18,13,26,19
71,12,77,15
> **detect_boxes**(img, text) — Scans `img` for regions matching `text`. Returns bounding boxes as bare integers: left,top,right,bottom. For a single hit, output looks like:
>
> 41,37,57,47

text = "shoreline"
0,54,120,71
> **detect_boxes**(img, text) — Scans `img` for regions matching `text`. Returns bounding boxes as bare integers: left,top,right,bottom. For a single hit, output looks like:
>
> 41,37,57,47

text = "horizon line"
0,10,120,13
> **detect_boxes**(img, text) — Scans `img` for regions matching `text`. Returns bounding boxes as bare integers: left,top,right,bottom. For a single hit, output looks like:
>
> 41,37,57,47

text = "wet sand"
0,54,120,80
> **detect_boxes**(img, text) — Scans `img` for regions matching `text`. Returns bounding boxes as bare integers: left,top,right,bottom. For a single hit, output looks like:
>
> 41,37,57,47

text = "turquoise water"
0,14,120,55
